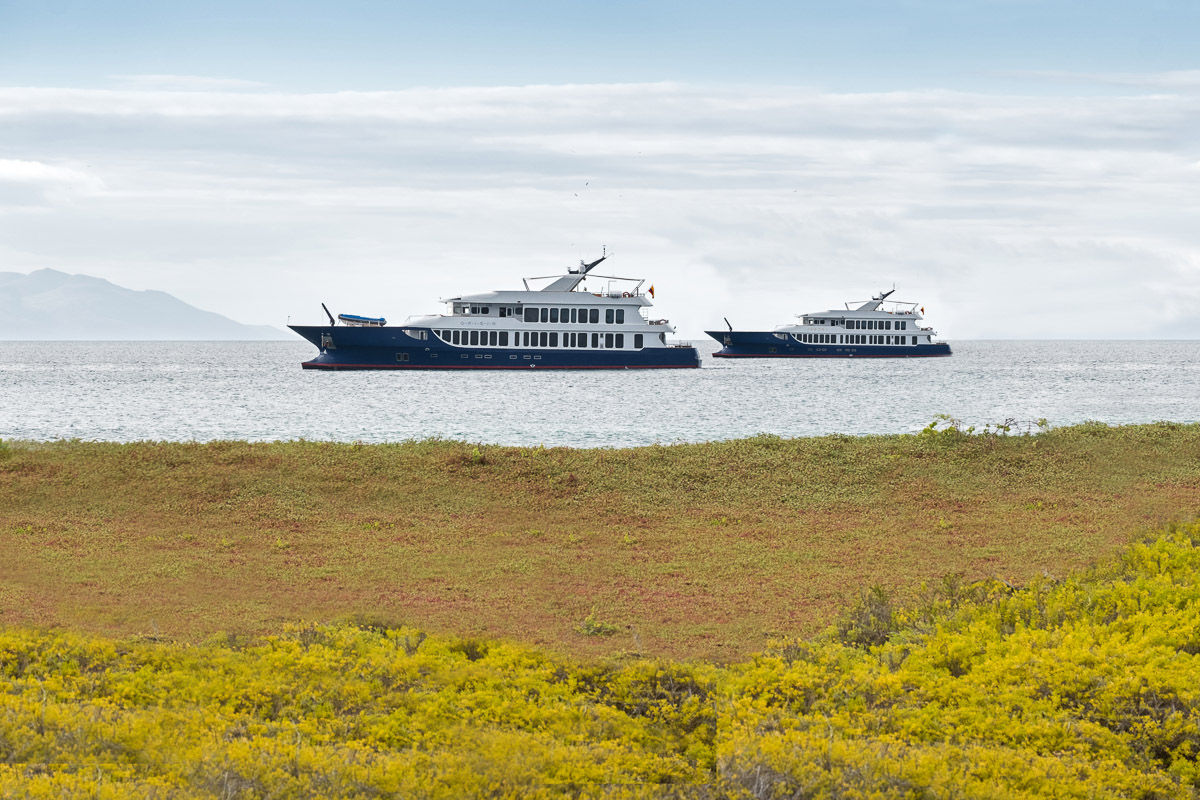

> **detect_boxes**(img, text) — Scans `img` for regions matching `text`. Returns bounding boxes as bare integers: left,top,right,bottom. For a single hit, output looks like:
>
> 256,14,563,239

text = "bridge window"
589,309,599,324
524,308,538,323
549,308,558,323
605,309,614,324
540,308,549,323
616,309,625,324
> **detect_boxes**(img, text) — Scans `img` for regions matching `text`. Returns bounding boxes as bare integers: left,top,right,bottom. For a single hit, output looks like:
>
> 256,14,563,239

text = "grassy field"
2,422,1199,660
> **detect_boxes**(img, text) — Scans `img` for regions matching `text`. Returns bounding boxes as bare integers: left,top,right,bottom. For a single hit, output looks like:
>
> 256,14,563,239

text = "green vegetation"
3,524,1199,797
2,422,1200,659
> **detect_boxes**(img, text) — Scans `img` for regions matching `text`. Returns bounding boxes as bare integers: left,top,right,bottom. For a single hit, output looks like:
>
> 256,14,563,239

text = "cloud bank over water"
1,80,1198,338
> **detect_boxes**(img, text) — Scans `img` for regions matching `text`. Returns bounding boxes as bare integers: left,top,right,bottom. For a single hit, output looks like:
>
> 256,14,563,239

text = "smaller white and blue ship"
290,252,701,370
707,288,951,358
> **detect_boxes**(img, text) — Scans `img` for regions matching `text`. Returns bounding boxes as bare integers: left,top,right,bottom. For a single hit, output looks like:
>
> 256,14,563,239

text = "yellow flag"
648,285,655,298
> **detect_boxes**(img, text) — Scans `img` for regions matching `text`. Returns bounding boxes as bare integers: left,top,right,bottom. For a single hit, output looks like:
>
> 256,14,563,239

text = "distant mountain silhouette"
0,269,289,340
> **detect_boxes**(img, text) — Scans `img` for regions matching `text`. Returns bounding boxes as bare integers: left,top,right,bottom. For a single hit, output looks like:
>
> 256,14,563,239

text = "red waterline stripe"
711,353,952,359
302,362,700,370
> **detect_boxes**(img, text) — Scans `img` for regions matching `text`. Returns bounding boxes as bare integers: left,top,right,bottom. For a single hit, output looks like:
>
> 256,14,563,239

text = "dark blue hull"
290,325,701,369
705,330,952,358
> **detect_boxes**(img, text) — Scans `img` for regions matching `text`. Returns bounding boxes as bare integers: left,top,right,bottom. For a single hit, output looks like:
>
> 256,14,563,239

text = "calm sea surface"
2,340,1198,448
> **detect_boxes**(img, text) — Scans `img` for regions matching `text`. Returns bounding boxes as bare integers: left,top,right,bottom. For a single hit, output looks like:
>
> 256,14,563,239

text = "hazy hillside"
0,269,289,340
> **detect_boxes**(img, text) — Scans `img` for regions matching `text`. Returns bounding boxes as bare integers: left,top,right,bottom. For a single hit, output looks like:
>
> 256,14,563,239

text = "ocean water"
1,340,1198,448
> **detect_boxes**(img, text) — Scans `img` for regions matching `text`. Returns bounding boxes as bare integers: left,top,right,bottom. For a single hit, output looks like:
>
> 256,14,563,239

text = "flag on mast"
648,285,655,298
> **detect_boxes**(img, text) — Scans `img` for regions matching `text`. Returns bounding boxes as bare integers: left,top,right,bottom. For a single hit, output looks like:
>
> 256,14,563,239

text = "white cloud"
999,69,1200,90
108,74,269,91
0,80,1197,338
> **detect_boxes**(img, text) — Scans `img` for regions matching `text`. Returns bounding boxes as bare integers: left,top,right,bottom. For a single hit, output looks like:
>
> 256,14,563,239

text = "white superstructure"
400,253,682,353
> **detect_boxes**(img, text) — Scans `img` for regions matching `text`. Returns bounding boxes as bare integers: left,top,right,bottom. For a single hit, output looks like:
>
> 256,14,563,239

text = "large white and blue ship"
290,253,701,370
707,288,951,358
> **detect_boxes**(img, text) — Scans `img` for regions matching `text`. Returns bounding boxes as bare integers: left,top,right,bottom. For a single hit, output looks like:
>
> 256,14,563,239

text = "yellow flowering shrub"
721,524,1200,798
3,524,1200,797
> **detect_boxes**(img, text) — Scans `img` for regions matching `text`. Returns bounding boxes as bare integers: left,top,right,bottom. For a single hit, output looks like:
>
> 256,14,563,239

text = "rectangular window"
569,308,577,323
634,333,643,349
549,308,559,323
524,308,538,323
522,331,529,346
591,333,599,348
396,352,409,362
539,332,548,347
500,331,508,346
578,308,587,324
489,331,497,346
616,309,625,324
469,330,479,346
605,308,614,324
549,332,558,347
886,321,892,330
615,333,624,348
452,330,460,345
911,336,916,345
470,306,479,314
589,309,599,324
540,308,549,323
560,307,569,321
605,333,614,348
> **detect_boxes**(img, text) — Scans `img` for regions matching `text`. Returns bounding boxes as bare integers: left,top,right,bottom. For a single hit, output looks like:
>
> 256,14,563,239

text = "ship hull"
705,331,952,358
290,325,701,369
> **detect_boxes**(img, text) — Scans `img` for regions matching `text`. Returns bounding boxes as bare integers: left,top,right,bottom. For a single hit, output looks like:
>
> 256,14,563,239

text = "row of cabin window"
453,304,628,325
807,318,909,330
521,307,625,324
438,329,644,349
847,319,907,330
796,333,918,345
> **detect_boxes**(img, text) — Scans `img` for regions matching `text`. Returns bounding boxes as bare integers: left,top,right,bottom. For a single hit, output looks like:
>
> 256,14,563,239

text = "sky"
2,0,1199,338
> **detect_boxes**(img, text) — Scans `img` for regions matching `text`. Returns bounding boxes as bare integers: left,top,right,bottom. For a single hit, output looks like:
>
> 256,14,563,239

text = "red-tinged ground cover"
2,422,1199,660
